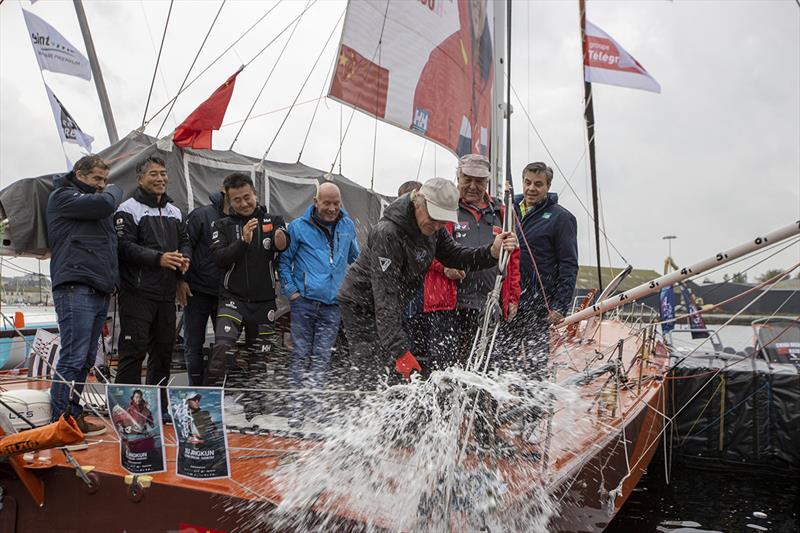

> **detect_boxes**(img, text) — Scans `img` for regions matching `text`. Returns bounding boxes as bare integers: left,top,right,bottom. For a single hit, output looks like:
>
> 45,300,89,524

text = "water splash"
239,367,593,532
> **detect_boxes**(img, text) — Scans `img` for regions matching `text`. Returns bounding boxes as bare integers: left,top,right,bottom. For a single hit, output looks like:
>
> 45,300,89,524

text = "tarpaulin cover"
668,349,800,476
0,130,391,257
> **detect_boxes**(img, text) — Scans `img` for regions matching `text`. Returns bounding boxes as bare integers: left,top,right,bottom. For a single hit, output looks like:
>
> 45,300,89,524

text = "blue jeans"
50,284,110,421
182,291,217,386
289,296,341,419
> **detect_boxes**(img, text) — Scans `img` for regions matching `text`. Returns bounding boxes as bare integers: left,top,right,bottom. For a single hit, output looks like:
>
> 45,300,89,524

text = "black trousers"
115,289,177,409
208,297,277,416
339,300,394,391
425,308,481,371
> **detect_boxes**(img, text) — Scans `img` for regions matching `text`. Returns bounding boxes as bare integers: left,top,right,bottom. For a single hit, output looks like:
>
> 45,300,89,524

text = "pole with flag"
579,0,604,294
578,0,661,295
173,67,242,150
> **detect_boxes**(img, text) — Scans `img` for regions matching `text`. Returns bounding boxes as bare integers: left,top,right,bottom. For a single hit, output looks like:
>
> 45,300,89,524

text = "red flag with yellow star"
330,44,389,119
173,68,241,150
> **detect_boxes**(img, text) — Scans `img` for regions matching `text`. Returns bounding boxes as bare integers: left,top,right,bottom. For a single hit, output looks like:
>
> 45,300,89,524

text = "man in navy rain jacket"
278,182,359,426
179,190,227,385
46,154,121,435
512,162,578,373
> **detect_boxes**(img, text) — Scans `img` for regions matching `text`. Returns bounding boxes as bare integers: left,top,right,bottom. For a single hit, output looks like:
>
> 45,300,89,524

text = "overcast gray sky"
1,0,798,282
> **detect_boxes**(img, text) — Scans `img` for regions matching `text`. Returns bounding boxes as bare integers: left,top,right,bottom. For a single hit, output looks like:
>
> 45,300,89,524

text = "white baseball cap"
418,178,459,223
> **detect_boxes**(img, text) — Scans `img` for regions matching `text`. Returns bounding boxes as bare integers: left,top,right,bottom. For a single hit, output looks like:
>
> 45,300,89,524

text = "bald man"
278,182,360,427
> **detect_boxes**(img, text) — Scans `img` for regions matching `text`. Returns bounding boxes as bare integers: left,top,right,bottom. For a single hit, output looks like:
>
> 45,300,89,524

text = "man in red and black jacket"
422,154,520,370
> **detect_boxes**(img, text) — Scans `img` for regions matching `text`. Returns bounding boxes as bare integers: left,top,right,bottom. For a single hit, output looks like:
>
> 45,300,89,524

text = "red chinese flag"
329,44,388,119
173,68,241,149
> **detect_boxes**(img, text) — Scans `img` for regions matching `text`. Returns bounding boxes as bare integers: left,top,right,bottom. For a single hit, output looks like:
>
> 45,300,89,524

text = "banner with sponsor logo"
106,384,166,474
329,0,493,157
679,284,709,339
44,82,95,168
659,285,676,335
168,387,230,480
22,9,91,81
584,20,660,93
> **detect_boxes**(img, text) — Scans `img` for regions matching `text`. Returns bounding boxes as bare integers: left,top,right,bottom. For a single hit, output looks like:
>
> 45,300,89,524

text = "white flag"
44,82,94,167
584,21,660,93
22,9,91,81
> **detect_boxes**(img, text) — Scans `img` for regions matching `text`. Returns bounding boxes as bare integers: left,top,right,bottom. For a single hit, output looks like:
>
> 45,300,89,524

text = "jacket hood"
382,194,420,238
134,186,172,208
209,191,225,212
53,172,97,195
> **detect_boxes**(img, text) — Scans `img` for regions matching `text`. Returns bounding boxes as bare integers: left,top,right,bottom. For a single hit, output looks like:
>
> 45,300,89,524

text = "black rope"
155,0,227,138
263,9,344,162
230,1,314,150
142,0,284,128
141,0,173,128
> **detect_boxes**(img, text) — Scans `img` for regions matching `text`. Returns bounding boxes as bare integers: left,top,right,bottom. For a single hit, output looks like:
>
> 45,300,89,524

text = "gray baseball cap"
457,153,490,178
418,178,459,223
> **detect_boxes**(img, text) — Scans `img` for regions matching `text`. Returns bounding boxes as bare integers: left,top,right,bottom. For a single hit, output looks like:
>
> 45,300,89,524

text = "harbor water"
610,323,799,533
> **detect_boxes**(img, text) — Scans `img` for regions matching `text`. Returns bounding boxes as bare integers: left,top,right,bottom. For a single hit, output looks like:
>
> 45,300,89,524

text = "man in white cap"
338,177,517,389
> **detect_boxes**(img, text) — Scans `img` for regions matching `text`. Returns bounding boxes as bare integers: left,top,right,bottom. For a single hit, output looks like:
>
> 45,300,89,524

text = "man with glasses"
511,162,578,375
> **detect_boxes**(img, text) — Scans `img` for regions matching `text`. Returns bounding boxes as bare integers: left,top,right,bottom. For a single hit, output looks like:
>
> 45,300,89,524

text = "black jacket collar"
134,186,171,208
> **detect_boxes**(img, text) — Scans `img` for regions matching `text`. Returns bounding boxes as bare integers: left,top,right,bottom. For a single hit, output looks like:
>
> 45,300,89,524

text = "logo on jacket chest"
414,248,428,263
454,220,470,239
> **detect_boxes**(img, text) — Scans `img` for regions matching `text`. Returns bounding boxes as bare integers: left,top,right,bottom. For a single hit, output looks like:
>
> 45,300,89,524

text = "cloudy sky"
1,0,798,282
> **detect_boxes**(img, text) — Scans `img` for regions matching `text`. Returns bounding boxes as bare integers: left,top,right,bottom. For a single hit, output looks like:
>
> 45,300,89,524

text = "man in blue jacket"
278,182,359,426
512,162,578,372
179,190,227,386
46,154,122,435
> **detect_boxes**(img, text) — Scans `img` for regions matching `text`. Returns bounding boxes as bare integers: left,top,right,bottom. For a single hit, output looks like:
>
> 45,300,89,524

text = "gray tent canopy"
0,131,392,257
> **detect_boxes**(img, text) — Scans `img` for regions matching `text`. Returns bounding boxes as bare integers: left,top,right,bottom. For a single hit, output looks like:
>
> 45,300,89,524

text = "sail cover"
329,0,494,157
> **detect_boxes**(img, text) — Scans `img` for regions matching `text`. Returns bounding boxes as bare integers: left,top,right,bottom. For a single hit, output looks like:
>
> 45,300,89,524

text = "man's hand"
179,256,191,275
548,309,564,325
490,231,518,259
443,267,466,281
507,302,518,321
274,227,288,251
176,280,192,307
159,251,184,270
242,218,258,244
290,292,301,301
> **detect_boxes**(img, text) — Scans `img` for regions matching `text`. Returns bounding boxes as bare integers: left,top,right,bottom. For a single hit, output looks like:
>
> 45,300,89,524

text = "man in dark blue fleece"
512,162,578,373
179,190,228,386
46,154,122,435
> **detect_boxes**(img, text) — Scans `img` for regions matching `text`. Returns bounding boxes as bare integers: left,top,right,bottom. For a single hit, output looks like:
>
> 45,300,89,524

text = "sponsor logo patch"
262,237,272,250
379,256,392,272
542,212,552,219
262,223,273,232
412,108,430,133
455,221,470,231
224,325,231,333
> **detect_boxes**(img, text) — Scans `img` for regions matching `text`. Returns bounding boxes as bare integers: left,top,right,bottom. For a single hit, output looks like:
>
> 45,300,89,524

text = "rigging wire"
142,0,285,128
261,9,344,162
230,0,318,150
141,0,174,128
221,96,324,129
139,0,178,127
508,80,629,264
155,0,227,139
297,42,338,161
415,141,427,181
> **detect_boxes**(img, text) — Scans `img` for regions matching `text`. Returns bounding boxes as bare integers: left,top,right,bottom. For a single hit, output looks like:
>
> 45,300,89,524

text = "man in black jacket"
114,156,191,403
46,155,121,435
208,173,287,406
338,177,517,389
179,190,228,386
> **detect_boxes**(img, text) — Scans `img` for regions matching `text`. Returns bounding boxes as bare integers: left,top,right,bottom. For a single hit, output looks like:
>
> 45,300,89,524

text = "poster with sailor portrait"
106,384,166,474
168,387,230,480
